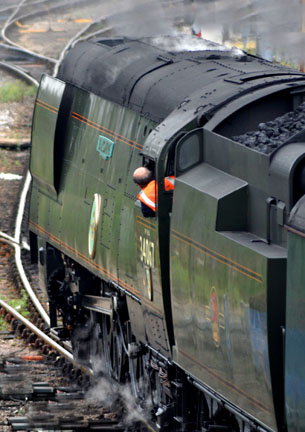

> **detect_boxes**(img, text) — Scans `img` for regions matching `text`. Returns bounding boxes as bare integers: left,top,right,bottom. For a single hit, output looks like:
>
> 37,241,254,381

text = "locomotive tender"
29,35,305,431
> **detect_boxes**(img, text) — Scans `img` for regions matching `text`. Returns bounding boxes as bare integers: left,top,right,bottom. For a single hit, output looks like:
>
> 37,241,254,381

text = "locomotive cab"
133,158,173,354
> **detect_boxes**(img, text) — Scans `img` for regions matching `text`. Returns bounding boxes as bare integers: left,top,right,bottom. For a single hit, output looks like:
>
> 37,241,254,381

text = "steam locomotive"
29,35,305,431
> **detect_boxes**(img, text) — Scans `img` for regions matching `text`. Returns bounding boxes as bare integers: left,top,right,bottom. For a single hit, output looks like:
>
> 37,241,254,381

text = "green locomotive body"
29,36,305,431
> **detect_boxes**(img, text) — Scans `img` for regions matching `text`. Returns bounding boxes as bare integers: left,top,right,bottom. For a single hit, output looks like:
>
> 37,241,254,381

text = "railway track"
0,299,156,431
0,1,156,430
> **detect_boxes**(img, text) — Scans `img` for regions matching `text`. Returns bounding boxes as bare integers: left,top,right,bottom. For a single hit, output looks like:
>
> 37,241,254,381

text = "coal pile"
232,102,305,154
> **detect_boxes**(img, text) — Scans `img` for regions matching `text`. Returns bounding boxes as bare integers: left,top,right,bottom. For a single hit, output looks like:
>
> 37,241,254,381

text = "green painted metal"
169,139,287,430
29,68,305,431
30,75,65,197
29,75,173,355
286,229,305,431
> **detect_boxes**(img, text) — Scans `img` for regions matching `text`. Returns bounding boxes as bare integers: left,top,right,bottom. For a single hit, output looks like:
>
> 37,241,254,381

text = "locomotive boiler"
28,35,305,431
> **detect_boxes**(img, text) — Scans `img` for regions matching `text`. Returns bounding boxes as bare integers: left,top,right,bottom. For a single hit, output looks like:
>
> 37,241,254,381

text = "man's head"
133,166,154,187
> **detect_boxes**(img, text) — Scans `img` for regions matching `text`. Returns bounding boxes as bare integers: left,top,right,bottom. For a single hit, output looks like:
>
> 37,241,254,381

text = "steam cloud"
99,0,305,65
86,377,152,427
193,0,305,64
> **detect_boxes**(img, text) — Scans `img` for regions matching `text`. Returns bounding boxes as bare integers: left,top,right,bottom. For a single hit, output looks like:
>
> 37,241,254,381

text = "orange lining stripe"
29,220,141,298
136,216,156,230
31,221,165,316
34,100,143,151
136,219,156,231
72,112,143,151
173,229,262,278
36,103,57,115
36,100,58,114
286,224,305,239
172,229,263,281
73,112,143,148
36,99,59,111
142,298,162,315
172,233,263,284
180,349,271,414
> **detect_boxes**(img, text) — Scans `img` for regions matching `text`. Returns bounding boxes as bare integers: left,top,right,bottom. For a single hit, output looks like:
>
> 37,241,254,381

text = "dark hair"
133,167,154,187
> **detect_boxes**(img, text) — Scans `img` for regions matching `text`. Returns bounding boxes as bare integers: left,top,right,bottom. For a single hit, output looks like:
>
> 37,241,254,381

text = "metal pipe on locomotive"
28,35,305,431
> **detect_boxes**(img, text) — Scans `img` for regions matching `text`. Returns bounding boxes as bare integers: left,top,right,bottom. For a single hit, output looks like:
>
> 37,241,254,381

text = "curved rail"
0,0,113,329
0,0,60,16
0,60,39,86
0,41,41,58
1,0,105,66
0,60,47,322
53,16,107,77
1,0,57,65
70,26,113,48
0,297,93,375
15,172,51,324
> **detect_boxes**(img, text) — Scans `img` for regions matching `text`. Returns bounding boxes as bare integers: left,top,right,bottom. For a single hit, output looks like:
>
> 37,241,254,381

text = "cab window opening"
176,129,203,176
133,159,157,218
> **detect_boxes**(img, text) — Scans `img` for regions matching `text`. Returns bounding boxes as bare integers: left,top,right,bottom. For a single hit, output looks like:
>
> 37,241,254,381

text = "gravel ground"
6,3,108,60
0,70,33,340
0,149,29,234
0,336,105,431
0,243,15,302
0,97,33,144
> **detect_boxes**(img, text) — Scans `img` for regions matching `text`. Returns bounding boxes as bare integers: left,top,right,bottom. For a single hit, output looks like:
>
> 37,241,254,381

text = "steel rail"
0,60,39,85
0,297,93,376
0,302,157,432
1,0,105,66
0,0,59,16
0,233,19,247
0,41,40,57
0,171,50,325
53,16,107,76
14,172,52,325
2,0,27,27
70,26,113,48
1,0,57,65
0,0,113,332
0,60,47,323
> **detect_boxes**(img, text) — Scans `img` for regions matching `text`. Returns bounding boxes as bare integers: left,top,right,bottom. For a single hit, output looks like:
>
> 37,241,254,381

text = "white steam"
191,0,305,64
98,0,305,65
86,377,152,427
147,34,243,55
106,0,183,37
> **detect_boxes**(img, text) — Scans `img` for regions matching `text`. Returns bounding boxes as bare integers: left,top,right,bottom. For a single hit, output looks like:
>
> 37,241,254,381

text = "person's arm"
141,201,155,218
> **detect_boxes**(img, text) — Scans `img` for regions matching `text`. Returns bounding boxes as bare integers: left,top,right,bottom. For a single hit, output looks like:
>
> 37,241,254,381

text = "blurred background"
104,0,305,70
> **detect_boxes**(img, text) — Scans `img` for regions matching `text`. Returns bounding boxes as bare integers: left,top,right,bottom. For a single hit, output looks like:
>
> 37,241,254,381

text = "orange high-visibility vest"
164,176,175,191
137,176,175,212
